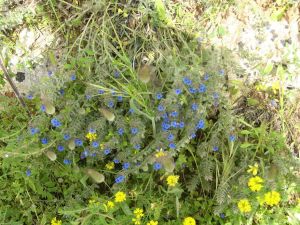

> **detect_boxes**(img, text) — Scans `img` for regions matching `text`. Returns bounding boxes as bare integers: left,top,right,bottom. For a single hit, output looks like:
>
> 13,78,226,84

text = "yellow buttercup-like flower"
248,176,264,192
105,162,115,170
86,132,97,142
51,217,62,225
107,201,115,208
133,208,144,219
182,216,196,225
238,199,252,213
147,220,158,225
132,218,141,225
114,191,126,203
155,148,166,158
264,191,281,206
166,175,179,187
247,163,259,176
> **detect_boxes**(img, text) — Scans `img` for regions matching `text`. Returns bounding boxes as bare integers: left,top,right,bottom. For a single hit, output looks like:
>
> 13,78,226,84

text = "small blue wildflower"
117,96,123,102
167,133,174,141
40,104,46,112
134,144,141,150
183,77,192,86
136,162,141,166
229,135,236,142
192,103,198,111
27,94,33,100
131,127,138,135
114,70,120,78
41,137,48,145
189,87,197,94
30,127,39,135
51,118,61,127
57,145,65,152
129,108,134,114
108,101,114,108
111,90,116,96
123,162,130,170
63,159,71,165
170,111,178,117
89,128,96,133
75,138,83,146
220,213,225,219
90,152,97,157
171,121,178,128
196,119,205,129
48,71,53,76
86,95,91,100
63,134,70,140
98,89,104,94
219,69,225,76
270,99,277,107
179,121,185,128
115,175,125,183
213,92,219,99
157,104,164,112
169,143,176,149
113,158,120,163
153,162,162,171
118,128,124,136
92,141,99,148
213,146,219,152
104,148,111,155
70,74,76,81
199,84,207,93
59,89,65,95
162,113,169,120
81,149,89,158
156,93,163,100
190,133,196,139
204,73,209,81
26,169,31,177
162,122,171,131
175,89,182,95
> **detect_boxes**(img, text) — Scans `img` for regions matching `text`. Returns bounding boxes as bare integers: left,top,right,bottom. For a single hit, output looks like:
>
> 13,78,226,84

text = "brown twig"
0,57,31,116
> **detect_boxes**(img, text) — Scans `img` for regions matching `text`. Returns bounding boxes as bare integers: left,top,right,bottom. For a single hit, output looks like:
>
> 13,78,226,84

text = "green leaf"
86,169,105,183
247,98,259,106
263,62,273,75
240,143,253,148
121,204,132,216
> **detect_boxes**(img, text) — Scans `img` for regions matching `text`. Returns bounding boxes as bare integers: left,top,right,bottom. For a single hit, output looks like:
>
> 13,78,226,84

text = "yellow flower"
147,220,158,225
166,175,179,187
238,199,252,213
85,132,97,142
248,176,263,192
182,217,196,225
107,201,115,209
256,196,265,206
114,191,126,203
51,217,62,225
264,191,281,206
132,218,141,225
133,208,144,219
105,162,115,170
88,199,100,206
155,149,166,158
247,163,258,176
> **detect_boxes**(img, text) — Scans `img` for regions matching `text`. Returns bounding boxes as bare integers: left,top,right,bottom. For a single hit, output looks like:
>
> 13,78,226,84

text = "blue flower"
26,169,31,177
115,175,125,183
113,158,119,163
213,146,219,152
167,133,174,141
134,144,141,150
129,108,134,114
171,121,178,128
108,101,114,108
92,141,99,148
63,134,70,140
75,138,83,146
229,135,236,142
220,213,225,219
213,92,219,99
86,95,91,100
183,77,192,86
111,90,116,96
123,162,130,170
48,71,53,76
179,121,185,128
118,128,124,136
30,127,39,135
51,118,61,127
131,127,139,135
170,111,178,117
192,103,198,111
89,128,96,133
63,159,71,165
157,104,164,112
189,87,197,94
90,152,96,157
153,162,162,171
199,84,207,93
41,137,48,145
169,143,176,149
162,113,168,119
114,70,120,78
156,93,163,100
70,74,76,81
196,119,205,129
104,148,111,155
204,73,209,81
27,94,33,100
219,69,225,76
59,89,65,95
41,104,46,112
162,122,170,131
190,133,196,138
117,96,123,102
98,89,104,94
175,89,182,95
57,145,65,152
